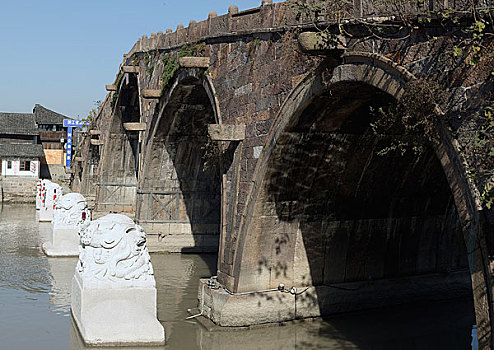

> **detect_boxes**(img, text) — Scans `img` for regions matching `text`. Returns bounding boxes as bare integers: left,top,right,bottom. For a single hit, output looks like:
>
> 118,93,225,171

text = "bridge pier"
198,270,472,327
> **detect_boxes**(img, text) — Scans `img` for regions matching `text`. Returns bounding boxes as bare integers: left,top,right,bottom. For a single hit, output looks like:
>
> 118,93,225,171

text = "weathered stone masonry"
71,0,494,347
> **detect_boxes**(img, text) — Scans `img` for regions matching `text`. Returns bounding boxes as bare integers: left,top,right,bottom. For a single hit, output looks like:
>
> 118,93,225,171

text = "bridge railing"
128,0,492,57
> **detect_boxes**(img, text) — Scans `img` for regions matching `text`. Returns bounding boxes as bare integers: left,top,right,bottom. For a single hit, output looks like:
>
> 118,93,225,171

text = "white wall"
2,158,39,177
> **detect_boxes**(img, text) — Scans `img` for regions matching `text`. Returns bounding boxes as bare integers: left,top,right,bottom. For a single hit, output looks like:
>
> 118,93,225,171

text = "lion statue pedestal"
43,193,91,257
71,214,165,346
39,181,63,222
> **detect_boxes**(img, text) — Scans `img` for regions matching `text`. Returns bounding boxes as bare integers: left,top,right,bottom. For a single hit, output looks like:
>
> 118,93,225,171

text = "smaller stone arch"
95,74,142,213
77,95,111,198
143,69,221,153
136,68,222,253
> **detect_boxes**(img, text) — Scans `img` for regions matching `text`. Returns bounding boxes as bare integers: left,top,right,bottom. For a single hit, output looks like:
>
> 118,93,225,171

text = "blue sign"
63,119,87,168
63,119,86,128
66,127,73,167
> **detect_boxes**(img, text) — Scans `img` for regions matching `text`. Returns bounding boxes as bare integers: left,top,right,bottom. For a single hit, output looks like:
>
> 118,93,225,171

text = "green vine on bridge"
370,78,445,156
110,72,123,110
160,43,206,95
460,105,494,208
287,0,494,208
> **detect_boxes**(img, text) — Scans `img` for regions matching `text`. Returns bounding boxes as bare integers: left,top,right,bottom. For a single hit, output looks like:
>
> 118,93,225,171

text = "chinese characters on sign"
63,119,88,168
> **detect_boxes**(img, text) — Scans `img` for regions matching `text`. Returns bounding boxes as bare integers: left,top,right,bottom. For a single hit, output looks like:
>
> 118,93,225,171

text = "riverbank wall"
0,177,37,203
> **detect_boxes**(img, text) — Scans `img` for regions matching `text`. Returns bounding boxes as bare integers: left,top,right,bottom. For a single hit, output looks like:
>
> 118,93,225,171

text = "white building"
0,145,42,177
0,113,44,178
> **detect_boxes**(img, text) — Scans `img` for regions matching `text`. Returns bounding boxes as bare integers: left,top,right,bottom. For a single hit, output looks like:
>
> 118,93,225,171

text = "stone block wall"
0,176,38,203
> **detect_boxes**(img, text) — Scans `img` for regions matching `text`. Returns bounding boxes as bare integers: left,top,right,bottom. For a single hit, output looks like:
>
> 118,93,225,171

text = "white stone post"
42,192,91,257
71,214,165,346
39,182,63,222
38,180,51,220
35,180,42,210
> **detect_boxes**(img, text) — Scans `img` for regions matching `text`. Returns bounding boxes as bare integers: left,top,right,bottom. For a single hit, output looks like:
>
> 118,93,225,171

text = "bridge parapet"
127,0,491,57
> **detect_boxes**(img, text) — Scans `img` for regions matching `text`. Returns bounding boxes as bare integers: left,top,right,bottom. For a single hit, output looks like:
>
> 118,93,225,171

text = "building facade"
0,105,74,179
33,104,73,169
0,113,44,177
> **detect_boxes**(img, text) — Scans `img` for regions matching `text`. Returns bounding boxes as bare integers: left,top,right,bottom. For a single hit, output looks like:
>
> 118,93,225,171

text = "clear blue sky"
0,0,283,120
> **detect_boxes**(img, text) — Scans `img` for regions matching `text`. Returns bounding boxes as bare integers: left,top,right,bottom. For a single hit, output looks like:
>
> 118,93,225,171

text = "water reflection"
0,204,478,350
47,257,77,315
71,297,475,350
0,204,71,348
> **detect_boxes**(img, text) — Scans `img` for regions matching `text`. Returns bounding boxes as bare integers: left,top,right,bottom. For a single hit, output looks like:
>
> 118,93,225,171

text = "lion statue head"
77,214,154,287
53,193,91,227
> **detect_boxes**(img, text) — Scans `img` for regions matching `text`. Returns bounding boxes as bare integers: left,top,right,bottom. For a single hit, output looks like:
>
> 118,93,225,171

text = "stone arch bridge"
71,0,494,347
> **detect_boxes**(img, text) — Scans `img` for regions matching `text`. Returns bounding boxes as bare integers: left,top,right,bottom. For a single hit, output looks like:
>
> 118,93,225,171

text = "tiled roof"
0,113,39,135
0,143,44,158
33,104,72,125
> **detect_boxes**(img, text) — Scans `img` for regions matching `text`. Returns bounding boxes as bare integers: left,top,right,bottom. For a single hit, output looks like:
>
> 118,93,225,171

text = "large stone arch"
95,74,141,213
136,69,222,252
212,54,492,343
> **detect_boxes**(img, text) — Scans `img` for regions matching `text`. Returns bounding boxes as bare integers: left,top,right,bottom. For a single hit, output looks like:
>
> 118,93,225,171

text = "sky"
0,0,283,120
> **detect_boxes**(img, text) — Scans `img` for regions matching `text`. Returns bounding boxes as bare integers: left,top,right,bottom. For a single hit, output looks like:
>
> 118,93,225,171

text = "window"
39,124,60,131
7,161,11,169
19,160,30,171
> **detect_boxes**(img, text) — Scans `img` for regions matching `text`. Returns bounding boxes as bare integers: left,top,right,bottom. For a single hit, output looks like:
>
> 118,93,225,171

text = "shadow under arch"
136,68,221,265
95,74,141,213
228,54,493,346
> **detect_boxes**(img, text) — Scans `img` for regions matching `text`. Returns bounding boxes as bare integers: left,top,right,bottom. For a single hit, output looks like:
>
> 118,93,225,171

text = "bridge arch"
95,73,141,213
227,54,492,340
136,69,222,252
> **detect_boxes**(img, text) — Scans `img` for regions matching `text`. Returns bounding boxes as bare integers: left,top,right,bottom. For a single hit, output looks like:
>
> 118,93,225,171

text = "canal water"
0,204,477,349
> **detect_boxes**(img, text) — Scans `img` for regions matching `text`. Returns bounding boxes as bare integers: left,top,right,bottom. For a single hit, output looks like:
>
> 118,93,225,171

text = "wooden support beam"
89,130,101,136
106,84,117,91
75,157,84,162
142,90,161,99
122,66,139,74
90,139,103,146
208,124,245,141
123,122,146,131
178,57,210,68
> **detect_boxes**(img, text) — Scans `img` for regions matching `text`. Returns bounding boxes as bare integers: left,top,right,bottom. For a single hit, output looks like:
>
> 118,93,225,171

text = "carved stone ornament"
76,214,154,288
53,193,91,227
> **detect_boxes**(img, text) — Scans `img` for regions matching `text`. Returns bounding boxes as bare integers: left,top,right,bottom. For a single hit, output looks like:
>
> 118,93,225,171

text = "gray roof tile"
0,113,39,135
0,143,45,158
33,104,72,125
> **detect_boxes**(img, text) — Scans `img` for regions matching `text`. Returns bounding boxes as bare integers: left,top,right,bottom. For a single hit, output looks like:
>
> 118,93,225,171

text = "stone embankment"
0,177,70,204
0,177,38,203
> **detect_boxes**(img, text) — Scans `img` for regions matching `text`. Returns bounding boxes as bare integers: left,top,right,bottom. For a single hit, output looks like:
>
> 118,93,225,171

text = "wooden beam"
142,90,161,99
106,84,117,91
122,66,139,74
123,122,146,131
208,124,245,141
178,57,210,68
75,157,84,162
89,130,101,136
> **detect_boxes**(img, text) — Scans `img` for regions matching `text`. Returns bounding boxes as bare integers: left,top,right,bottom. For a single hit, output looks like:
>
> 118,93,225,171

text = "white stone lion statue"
53,193,91,227
77,214,154,287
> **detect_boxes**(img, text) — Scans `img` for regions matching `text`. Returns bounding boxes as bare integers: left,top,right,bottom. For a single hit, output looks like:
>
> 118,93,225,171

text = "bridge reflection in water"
0,205,476,349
